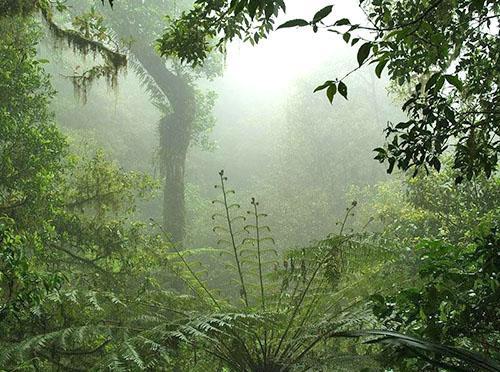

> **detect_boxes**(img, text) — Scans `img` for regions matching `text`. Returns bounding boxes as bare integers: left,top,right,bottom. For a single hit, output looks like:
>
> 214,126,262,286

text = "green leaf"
314,80,333,93
435,76,445,91
357,42,372,66
343,32,351,43
248,0,259,19
425,72,441,91
313,5,333,23
432,157,441,172
334,18,351,26
327,83,337,103
277,19,309,29
338,81,348,100
444,107,456,123
444,74,463,91
387,157,396,173
375,58,388,78
333,330,500,372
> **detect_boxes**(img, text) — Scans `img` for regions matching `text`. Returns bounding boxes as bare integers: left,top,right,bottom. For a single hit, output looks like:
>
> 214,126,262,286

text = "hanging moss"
41,9,127,102
62,63,120,104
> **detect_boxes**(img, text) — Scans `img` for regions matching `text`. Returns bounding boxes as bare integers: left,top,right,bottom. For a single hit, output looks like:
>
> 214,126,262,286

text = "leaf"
444,107,456,122
432,157,441,172
425,72,441,91
343,32,351,43
327,83,337,103
332,330,500,372
248,0,259,19
334,18,351,26
277,19,309,29
375,58,389,78
338,81,348,100
444,74,463,91
435,76,445,91
314,80,333,93
357,42,372,66
313,5,333,23
387,157,396,173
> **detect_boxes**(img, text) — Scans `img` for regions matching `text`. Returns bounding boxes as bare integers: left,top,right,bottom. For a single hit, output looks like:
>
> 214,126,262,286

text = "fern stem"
172,245,221,310
251,197,268,365
273,237,348,360
273,257,324,359
339,202,356,235
219,170,248,307
251,198,266,311
279,276,327,361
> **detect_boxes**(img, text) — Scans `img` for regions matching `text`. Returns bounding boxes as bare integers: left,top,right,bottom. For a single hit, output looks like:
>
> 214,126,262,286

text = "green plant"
161,171,376,371
336,330,500,372
365,214,500,370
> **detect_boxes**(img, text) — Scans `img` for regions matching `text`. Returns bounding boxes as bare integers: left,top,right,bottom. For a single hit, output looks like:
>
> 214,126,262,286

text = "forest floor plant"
162,170,377,371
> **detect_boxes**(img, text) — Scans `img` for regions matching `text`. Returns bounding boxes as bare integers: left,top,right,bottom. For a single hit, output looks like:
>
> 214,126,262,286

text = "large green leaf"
357,42,372,66
333,330,500,372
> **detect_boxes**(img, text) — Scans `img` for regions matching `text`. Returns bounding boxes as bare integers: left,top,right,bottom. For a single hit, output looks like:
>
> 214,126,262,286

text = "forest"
0,0,498,370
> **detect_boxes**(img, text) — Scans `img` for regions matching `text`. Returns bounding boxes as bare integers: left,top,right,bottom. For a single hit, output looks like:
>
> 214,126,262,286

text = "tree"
0,12,187,369
158,0,499,182
50,0,219,242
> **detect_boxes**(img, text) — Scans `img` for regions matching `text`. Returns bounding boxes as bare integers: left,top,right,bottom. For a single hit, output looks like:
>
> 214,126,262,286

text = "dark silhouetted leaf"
327,83,337,103
333,330,500,372
277,19,309,29
375,58,388,78
314,80,333,93
313,5,333,23
357,42,372,66
444,74,463,91
425,72,441,91
335,18,351,26
338,81,348,99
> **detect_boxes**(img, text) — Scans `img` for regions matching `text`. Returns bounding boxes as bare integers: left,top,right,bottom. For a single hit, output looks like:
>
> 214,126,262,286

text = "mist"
2,0,498,370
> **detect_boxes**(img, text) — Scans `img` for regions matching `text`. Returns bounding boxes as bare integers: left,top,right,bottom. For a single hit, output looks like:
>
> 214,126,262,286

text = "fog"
38,0,405,247
3,0,498,369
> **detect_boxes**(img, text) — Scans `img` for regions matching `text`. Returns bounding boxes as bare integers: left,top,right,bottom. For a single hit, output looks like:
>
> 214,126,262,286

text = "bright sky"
223,0,366,94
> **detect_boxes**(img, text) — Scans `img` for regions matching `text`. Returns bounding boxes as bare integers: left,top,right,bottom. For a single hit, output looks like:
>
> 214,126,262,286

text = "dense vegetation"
0,0,498,371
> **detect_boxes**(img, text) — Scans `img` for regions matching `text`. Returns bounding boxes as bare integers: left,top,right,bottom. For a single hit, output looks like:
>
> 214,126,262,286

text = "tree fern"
159,170,379,371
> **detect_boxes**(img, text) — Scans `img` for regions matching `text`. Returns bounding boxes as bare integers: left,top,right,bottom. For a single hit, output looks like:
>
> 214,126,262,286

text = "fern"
156,170,379,371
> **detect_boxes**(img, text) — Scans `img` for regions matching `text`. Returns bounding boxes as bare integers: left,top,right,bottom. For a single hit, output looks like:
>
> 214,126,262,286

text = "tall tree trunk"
131,45,195,243
160,104,193,242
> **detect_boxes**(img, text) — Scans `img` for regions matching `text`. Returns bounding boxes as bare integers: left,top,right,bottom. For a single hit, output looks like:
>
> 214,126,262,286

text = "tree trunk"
130,45,195,244
160,109,191,243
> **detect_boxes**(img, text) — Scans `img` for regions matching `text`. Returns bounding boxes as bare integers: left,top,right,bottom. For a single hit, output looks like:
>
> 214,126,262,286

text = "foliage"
157,171,380,371
336,329,500,372
350,163,500,244
157,0,285,65
2,2,499,371
0,16,66,222
1,14,186,370
369,217,499,370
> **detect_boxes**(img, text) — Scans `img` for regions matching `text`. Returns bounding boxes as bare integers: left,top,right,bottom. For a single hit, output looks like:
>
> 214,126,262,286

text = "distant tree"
38,0,219,242
158,0,499,182
98,0,220,243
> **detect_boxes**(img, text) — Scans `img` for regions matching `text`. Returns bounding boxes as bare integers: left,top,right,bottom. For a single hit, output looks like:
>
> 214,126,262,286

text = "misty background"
39,0,405,248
